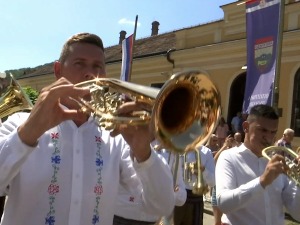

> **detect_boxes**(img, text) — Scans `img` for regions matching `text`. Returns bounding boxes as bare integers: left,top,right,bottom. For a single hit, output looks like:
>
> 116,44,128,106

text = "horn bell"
0,74,34,119
75,70,221,154
153,70,221,154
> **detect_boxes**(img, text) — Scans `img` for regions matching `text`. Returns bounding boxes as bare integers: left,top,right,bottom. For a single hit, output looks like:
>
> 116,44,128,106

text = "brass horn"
262,146,300,186
75,70,221,154
0,73,34,119
183,148,209,196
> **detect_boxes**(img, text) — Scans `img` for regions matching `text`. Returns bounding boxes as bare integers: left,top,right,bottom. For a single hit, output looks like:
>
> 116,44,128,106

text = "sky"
0,0,235,72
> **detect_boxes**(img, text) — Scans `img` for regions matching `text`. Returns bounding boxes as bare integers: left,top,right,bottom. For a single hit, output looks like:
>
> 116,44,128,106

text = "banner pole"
272,0,285,116
128,15,138,82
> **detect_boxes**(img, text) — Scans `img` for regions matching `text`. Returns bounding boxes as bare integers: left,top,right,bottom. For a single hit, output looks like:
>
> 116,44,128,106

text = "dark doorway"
151,83,164,88
0,196,5,222
227,72,246,130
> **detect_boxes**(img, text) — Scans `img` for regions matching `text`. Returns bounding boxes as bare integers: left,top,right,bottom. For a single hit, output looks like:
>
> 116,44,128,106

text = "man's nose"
83,67,98,80
84,67,106,80
84,72,96,80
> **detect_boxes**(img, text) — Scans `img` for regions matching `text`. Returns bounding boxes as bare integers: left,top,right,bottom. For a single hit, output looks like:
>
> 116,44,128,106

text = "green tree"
23,86,39,105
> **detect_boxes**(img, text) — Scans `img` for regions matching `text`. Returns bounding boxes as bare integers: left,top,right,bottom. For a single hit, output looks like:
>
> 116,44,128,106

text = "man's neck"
74,116,89,127
244,142,262,157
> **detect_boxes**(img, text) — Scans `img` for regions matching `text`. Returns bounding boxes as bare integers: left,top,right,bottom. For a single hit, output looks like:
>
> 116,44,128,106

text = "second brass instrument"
262,146,300,186
0,73,34,119
184,149,209,196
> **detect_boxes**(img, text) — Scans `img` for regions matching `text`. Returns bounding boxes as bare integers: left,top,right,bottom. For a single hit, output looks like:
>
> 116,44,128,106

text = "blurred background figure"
230,111,241,134
210,135,236,225
205,134,220,205
205,134,220,157
238,113,248,141
233,132,243,147
275,128,295,149
215,117,229,147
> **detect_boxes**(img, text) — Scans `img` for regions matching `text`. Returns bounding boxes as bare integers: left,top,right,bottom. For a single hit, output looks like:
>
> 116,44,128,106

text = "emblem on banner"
260,0,266,7
254,36,274,73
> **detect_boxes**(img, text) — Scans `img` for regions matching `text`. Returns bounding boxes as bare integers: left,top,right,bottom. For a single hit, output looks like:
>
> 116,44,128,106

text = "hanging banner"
243,0,281,113
120,34,134,82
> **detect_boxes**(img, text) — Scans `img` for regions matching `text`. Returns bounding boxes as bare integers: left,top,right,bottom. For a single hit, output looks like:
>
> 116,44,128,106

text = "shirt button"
76,149,80,154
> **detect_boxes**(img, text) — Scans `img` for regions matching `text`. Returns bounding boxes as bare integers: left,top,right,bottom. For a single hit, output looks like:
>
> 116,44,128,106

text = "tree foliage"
23,86,39,105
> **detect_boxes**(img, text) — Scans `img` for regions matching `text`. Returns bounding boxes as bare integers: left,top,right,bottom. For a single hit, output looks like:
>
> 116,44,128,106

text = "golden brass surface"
0,74,33,119
75,70,221,154
184,149,209,196
262,146,300,187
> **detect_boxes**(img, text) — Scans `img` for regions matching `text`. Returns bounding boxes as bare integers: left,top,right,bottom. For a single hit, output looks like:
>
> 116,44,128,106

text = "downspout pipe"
166,48,176,68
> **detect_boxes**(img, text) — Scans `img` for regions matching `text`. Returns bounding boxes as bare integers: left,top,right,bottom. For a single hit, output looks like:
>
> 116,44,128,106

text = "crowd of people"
0,32,300,225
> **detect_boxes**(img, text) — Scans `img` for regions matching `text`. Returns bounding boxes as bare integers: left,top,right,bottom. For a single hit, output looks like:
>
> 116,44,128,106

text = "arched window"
291,68,300,137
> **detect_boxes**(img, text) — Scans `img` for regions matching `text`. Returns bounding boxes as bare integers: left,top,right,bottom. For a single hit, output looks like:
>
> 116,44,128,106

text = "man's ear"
54,61,62,79
242,121,249,133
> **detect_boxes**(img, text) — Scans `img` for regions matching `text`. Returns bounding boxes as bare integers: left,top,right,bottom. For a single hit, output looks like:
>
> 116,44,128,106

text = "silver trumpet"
262,146,300,186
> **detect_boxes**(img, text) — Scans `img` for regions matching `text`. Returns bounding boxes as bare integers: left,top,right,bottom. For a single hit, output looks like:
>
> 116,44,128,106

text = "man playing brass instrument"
174,145,215,225
113,140,187,225
0,33,175,225
216,104,300,225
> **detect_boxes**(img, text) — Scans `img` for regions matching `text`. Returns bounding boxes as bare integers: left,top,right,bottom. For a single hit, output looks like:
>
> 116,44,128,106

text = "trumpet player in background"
211,134,235,225
113,140,187,225
174,145,215,225
216,104,300,225
0,32,175,225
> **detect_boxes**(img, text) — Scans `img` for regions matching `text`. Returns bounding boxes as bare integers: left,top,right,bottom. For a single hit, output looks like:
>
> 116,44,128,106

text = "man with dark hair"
216,104,300,225
0,33,175,225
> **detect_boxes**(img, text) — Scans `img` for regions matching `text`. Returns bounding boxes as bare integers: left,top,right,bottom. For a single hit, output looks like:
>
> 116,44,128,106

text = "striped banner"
120,34,134,81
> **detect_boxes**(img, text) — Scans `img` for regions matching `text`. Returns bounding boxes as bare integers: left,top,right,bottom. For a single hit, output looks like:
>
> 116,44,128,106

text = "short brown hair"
59,33,104,64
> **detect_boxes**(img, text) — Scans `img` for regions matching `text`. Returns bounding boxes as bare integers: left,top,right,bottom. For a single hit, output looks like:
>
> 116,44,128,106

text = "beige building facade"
18,0,300,148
